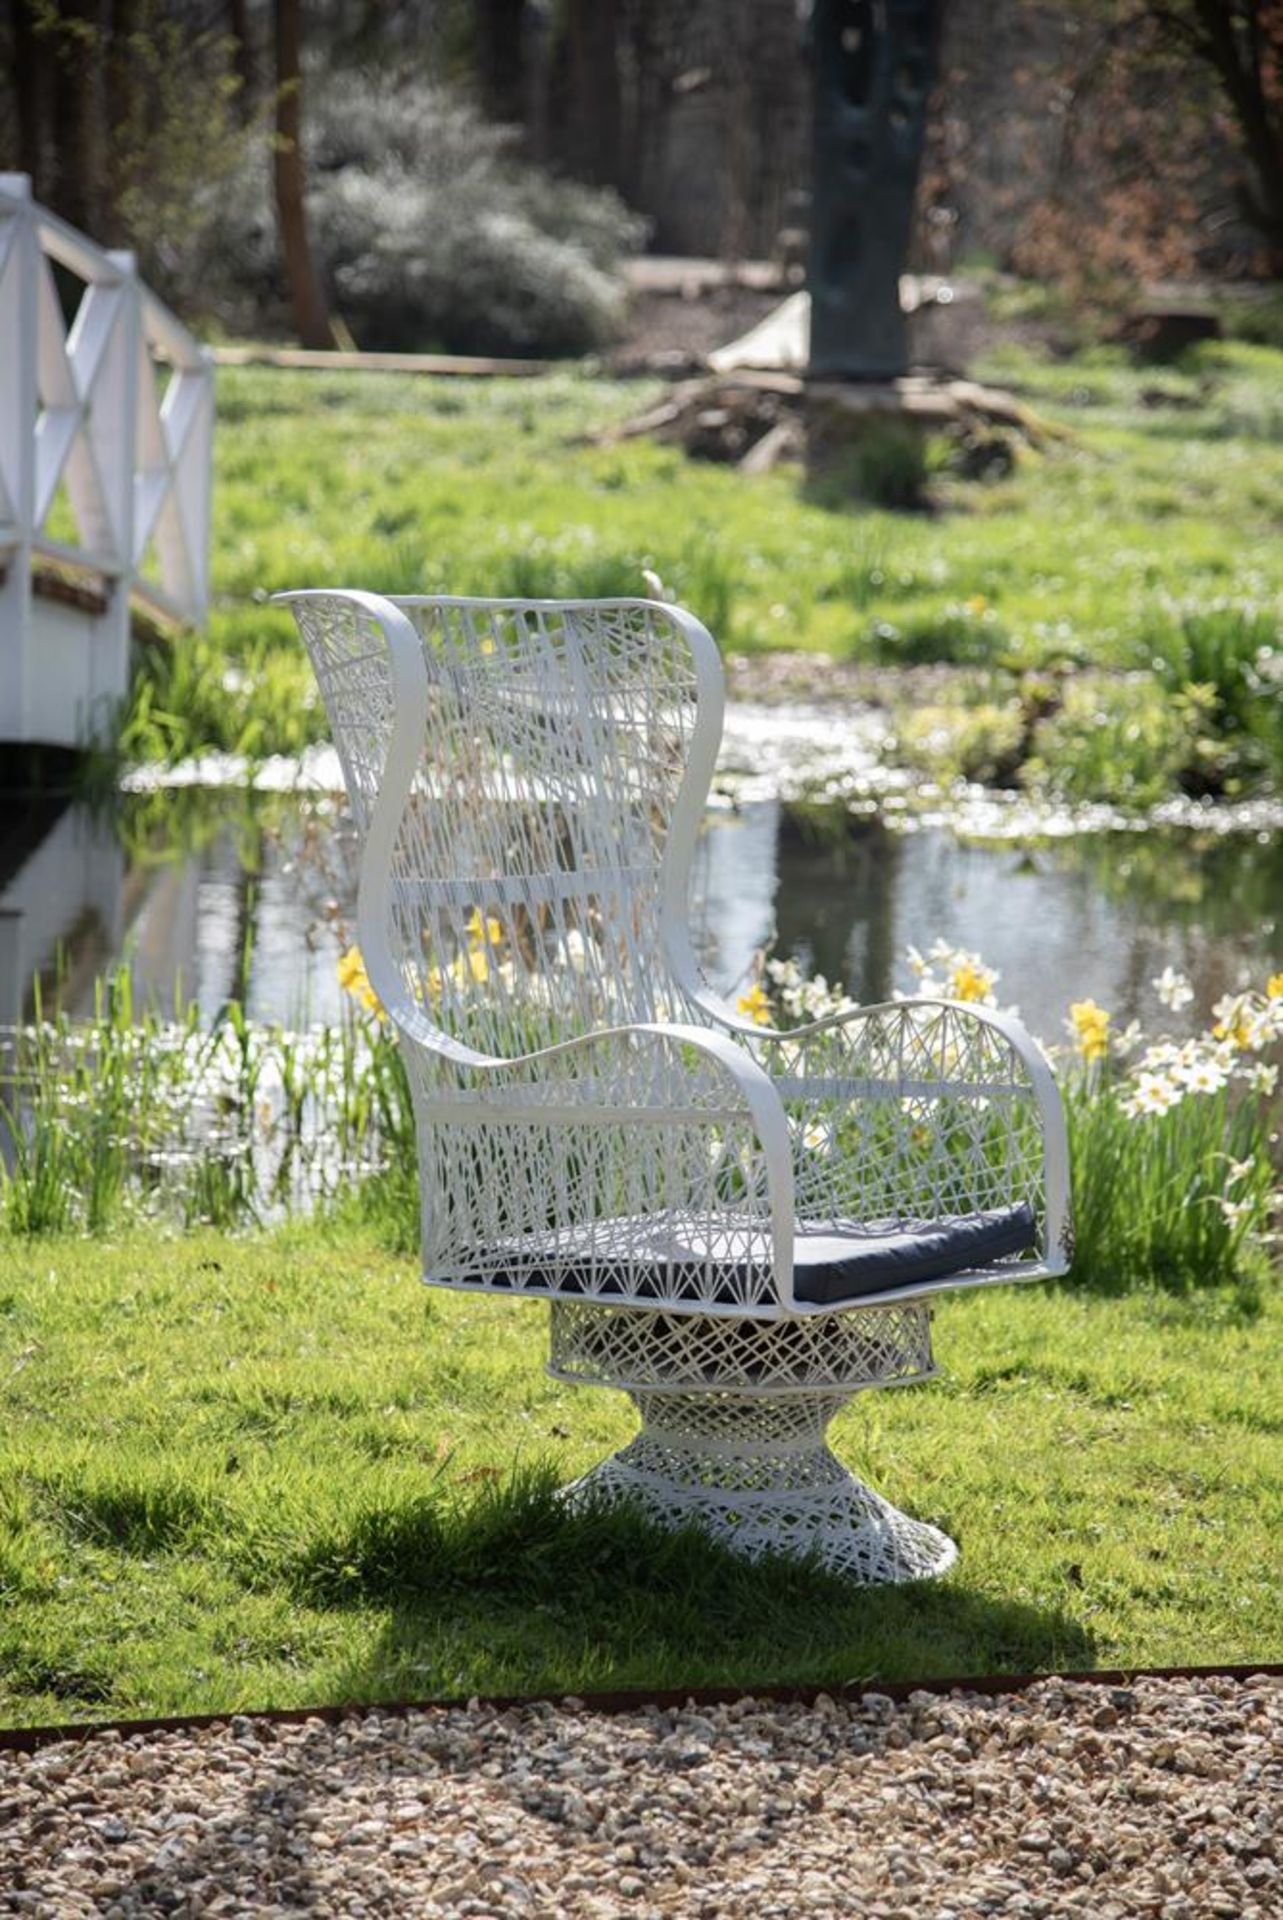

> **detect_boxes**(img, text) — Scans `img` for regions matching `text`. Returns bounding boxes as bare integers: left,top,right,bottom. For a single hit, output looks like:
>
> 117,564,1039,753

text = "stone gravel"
1,1675,1280,1917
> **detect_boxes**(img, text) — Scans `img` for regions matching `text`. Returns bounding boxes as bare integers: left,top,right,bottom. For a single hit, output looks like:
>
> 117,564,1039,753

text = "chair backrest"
288,592,724,1059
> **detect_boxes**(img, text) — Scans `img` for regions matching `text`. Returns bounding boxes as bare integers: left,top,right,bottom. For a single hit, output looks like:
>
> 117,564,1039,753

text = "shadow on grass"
290,1466,1095,1702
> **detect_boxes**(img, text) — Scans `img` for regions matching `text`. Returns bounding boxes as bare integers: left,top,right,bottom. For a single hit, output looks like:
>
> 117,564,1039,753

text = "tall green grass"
0,971,414,1239
1141,600,1283,786
1066,1079,1276,1295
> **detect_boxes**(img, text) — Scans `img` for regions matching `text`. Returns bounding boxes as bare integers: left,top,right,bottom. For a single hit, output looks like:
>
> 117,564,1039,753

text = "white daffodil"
1122,1072,1183,1118
1173,1055,1229,1095
1153,965,1194,1012
1112,1019,1144,1060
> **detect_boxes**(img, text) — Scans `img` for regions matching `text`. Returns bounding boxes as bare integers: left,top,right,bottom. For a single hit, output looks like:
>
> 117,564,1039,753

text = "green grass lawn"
124,339,1283,803
1,1222,1277,1727
13,337,1280,1725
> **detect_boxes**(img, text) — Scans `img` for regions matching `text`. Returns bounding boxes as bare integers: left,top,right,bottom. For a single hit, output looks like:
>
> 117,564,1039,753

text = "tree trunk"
476,0,526,126
51,0,103,237
104,0,138,246
273,0,335,349
227,0,256,121
1188,0,1283,259
561,0,622,187
8,0,44,195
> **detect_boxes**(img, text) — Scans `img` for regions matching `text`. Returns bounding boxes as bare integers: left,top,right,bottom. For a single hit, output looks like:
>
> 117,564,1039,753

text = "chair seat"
470,1202,1038,1307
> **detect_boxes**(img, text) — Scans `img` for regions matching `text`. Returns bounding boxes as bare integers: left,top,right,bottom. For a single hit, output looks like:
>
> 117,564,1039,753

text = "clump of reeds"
0,967,413,1237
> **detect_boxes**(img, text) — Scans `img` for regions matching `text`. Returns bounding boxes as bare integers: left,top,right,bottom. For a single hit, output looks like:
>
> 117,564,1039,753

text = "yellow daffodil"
736,983,773,1027
428,948,491,998
1267,973,1283,1001
465,909,504,951
1069,999,1110,1063
336,945,384,1019
965,593,987,615
949,959,992,1004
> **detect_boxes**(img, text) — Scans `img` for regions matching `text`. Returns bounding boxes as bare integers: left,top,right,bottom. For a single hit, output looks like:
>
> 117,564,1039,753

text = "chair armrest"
392,1013,800,1311
695,990,1070,1273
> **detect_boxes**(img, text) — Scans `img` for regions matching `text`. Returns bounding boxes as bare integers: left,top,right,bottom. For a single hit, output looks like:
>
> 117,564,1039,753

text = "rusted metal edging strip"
1,1662,1280,1756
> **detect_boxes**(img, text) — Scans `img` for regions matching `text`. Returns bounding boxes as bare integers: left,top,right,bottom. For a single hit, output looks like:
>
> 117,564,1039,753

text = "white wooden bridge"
0,174,213,755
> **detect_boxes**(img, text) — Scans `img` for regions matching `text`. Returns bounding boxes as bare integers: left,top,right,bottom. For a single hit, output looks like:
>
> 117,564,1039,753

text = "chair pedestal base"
549,1299,954,1583
560,1384,956,1584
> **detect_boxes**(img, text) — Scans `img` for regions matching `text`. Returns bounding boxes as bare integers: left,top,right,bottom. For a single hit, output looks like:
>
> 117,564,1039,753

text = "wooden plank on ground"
212,345,554,377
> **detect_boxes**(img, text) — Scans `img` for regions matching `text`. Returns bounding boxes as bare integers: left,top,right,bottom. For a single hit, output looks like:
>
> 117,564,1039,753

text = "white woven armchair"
285,589,1071,1581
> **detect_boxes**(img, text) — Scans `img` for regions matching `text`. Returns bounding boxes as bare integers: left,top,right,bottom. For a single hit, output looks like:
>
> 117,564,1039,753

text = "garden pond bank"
4,699,1280,1045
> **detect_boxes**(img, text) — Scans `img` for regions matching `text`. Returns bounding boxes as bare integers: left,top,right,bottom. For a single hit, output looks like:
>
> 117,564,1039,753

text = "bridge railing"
0,173,214,746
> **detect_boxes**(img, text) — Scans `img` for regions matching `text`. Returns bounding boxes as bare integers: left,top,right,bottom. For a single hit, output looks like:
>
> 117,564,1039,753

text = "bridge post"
95,250,142,733
0,175,38,747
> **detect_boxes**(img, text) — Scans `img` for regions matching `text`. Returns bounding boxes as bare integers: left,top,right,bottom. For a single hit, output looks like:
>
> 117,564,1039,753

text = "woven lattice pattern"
291,596,398,838
287,589,1069,1320
416,1034,781,1311
389,597,698,1049
549,1298,935,1393
753,1000,1048,1235
562,1384,957,1582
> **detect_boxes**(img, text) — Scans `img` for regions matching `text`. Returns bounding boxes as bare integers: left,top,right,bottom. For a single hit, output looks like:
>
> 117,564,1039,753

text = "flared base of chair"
549,1301,955,1583
560,1391,957,1583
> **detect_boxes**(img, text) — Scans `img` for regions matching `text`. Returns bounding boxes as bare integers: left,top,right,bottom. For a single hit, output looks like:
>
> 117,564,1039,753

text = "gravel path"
2,1676,1280,1917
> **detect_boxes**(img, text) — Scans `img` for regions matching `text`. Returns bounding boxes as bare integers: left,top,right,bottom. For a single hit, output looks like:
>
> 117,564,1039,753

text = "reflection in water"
2,790,1280,1044
698,808,1281,1038
0,803,123,1027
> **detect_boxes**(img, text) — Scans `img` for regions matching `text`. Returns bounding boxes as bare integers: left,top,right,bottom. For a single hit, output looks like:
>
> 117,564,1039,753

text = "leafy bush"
893,696,1026,785
1139,600,1283,786
1023,672,1200,809
864,599,1012,666
1220,291,1283,352
181,73,644,356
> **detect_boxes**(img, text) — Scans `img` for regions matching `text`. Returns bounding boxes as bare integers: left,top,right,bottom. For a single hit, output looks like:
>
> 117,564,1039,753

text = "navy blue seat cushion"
480,1202,1038,1305
790,1202,1038,1304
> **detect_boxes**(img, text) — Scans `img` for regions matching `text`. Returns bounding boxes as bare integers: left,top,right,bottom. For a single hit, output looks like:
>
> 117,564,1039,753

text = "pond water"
4,722,1280,1047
